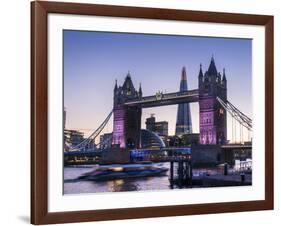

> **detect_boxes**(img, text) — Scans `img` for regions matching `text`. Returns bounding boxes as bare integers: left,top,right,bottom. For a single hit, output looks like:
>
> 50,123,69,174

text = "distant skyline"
64,30,252,142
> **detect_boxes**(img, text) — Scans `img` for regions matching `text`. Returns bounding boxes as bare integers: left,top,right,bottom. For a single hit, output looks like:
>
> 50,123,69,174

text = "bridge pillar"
198,57,227,145
112,105,126,148
112,73,142,149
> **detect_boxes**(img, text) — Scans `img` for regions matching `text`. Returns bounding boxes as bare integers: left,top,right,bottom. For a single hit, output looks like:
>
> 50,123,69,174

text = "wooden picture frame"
31,1,274,224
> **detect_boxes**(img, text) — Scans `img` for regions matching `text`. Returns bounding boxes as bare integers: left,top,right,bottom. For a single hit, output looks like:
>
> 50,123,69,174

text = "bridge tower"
112,72,142,149
198,56,227,145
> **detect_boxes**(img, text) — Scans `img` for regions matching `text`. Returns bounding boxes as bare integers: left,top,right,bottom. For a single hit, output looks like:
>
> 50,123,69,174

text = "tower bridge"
66,56,252,156
112,56,228,149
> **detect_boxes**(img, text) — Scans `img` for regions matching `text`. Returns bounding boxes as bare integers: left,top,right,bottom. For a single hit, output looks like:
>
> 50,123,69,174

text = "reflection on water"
64,163,170,194
107,179,140,192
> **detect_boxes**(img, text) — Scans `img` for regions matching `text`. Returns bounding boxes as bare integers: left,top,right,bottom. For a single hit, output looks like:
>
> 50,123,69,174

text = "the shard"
175,67,193,136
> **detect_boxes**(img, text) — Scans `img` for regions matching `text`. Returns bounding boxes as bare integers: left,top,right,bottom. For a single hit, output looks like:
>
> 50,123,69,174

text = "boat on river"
78,163,168,181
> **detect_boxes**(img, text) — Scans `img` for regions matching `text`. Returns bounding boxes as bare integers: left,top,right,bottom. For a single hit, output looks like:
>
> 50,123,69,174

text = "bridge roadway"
64,149,102,157
124,89,199,108
64,144,251,158
221,144,252,150
64,147,190,157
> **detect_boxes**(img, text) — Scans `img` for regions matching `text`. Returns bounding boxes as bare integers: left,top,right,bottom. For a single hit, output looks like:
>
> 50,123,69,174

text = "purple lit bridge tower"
112,57,228,149
198,56,227,145
112,72,142,149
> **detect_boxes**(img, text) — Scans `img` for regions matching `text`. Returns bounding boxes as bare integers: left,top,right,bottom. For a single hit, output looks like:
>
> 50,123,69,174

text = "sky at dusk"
64,30,252,143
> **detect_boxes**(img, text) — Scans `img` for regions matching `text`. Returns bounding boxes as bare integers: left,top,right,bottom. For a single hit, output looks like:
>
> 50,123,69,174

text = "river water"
64,163,224,194
64,163,171,194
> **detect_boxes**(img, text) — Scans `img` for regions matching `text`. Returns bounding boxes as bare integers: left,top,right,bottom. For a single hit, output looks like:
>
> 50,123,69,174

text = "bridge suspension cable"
217,97,252,131
69,110,113,151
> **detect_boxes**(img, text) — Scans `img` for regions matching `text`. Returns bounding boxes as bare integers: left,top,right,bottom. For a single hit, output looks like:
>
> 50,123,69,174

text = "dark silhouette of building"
198,56,227,144
103,129,165,149
145,114,168,137
64,129,84,147
100,133,112,149
175,67,193,136
140,129,166,149
181,133,199,145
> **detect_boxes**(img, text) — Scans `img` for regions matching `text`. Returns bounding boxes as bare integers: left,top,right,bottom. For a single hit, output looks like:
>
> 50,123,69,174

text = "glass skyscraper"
175,67,193,136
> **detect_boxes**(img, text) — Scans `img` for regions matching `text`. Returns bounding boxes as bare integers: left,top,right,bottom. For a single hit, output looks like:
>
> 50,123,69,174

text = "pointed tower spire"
222,68,227,87
122,70,135,91
138,83,142,97
208,55,218,75
222,68,226,81
181,66,187,81
114,79,118,90
198,63,204,86
199,63,203,77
